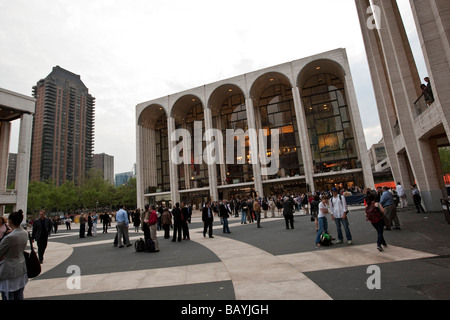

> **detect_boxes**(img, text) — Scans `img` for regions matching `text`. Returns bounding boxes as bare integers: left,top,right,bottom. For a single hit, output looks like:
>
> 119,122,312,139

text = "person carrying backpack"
365,192,387,251
330,188,352,245
316,195,331,247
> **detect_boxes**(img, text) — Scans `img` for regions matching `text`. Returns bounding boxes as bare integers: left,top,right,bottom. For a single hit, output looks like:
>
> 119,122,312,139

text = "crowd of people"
0,181,429,300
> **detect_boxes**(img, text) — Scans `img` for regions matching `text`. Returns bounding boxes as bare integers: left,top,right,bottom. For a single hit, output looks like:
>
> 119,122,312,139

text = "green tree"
27,170,137,215
114,177,137,209
439,147,450,174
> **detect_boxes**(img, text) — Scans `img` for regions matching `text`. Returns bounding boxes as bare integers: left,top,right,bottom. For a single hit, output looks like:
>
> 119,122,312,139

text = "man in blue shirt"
379,187,401,230
115,205,131,247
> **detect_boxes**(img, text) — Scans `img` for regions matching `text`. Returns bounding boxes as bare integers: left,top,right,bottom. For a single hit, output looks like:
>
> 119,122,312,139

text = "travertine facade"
0,87,35,219
355,0,450,211
136,49,374,209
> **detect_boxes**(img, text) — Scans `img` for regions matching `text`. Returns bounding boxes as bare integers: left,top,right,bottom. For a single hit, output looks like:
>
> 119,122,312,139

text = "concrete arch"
171,94,203,123
138,104,167,130
208,83,246,117
250,71,293,106
297,59,346,89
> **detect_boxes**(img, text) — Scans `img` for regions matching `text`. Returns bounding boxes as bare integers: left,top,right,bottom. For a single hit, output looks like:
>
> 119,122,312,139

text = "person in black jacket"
282,196,295,230
219,201,231,234
181,202,190,240
202,201,214,238
31,210,52,263
171,203,182,242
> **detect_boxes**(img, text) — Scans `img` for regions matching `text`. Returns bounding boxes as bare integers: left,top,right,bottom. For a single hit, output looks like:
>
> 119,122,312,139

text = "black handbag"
23,232,41,278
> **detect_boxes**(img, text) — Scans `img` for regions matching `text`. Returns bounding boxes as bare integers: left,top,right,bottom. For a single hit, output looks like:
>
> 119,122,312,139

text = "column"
182,123,190,190
244,98,264,197
136,125,145,210
15,114,32,218
167,116,180,203
0,121,11,190
291,86,315,192
204,107,219,201
215,115,227,185
355,0,408,188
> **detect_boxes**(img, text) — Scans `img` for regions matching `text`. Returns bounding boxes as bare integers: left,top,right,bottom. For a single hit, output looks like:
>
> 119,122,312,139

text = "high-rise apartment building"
31,66,95,185
93,153,114,185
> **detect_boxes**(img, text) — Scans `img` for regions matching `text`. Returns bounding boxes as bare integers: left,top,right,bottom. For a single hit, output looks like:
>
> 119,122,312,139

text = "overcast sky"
0,0,427,175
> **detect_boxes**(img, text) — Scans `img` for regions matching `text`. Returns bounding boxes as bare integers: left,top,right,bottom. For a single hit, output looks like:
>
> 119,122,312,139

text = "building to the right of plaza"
355,0,450,211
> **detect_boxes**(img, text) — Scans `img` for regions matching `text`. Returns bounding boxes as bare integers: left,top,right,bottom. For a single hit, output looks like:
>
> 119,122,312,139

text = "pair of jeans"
1,287,24,300
315,217,328,244
241,210,247,224
222,217,230,233
334,218,352,241
371,220,386,247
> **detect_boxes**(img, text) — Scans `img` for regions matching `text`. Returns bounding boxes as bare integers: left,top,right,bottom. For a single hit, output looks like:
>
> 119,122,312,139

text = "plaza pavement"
23,205,450,301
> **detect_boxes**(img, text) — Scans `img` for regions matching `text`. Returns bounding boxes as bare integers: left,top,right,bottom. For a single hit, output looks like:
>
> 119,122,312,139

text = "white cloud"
364,124,383,148
0,0,425,174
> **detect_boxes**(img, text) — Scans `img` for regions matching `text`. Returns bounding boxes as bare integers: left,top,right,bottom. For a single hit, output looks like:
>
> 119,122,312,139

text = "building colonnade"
136,49,374,209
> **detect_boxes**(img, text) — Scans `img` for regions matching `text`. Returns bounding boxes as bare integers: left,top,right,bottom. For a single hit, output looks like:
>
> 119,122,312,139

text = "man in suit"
282,196,295,230
171,203,182,242
202,201,214,238
31,210,52,263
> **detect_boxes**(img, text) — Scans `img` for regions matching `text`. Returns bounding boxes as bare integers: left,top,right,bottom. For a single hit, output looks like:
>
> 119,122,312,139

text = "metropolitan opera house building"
135,48,374,209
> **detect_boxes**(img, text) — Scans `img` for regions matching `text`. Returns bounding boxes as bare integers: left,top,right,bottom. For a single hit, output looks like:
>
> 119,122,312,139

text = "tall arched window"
258,84,303,179
217,94,253,184
155,113,170,192
175,103,209,190
302,73,358,174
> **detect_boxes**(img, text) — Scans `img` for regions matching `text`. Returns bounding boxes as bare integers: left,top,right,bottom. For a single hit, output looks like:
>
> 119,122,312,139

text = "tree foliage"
27,169,137,218
439,147,450,174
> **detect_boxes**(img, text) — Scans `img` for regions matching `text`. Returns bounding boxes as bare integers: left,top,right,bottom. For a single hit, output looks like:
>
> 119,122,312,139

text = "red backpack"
366,203,382,223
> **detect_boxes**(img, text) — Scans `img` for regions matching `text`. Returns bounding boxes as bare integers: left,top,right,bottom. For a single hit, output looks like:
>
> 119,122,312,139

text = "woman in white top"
316,196,330,247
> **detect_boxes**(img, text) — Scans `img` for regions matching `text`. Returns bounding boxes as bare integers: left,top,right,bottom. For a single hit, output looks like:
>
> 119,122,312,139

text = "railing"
413,86,434,117
0,189,17,196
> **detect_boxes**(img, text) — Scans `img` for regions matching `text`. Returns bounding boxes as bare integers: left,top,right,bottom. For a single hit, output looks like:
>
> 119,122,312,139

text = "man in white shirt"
396,182,407,208
330,188,352,244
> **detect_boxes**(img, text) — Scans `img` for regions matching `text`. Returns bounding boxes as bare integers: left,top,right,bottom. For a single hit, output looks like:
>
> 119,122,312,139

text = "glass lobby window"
259,85,303,179
176,104,209,189
155,113,170,192
302,73,358,174
216,94,254,184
